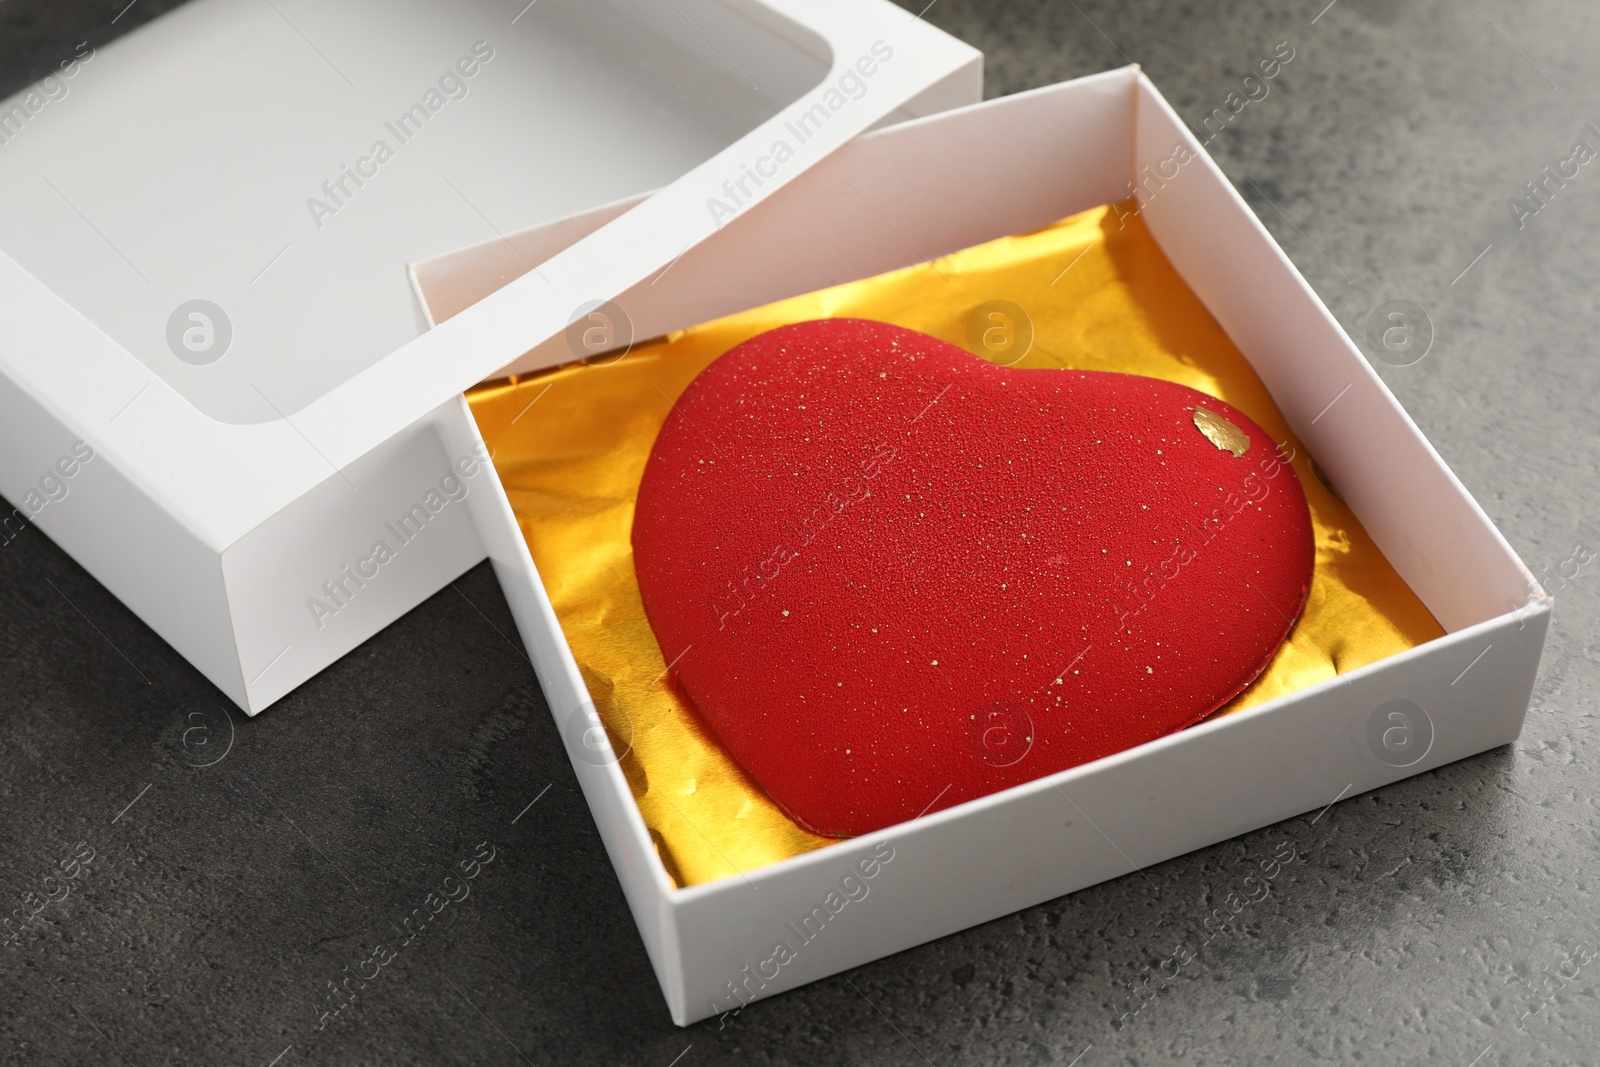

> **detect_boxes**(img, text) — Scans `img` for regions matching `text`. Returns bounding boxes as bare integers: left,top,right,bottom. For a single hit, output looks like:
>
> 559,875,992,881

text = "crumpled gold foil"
466,202,1445,888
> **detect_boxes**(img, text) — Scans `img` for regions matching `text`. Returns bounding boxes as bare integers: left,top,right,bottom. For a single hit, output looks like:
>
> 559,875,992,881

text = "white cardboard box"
0,0,980,712
412,66,1551,1024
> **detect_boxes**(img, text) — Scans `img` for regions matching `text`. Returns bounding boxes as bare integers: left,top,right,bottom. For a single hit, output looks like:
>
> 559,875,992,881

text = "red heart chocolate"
633,319,1314,837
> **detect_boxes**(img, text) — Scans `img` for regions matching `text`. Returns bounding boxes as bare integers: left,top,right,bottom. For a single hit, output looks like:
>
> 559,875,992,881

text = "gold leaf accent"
1191,406,1250,457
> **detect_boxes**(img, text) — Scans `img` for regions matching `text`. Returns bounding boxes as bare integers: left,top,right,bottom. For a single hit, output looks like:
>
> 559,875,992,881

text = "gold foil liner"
466,202,1445,887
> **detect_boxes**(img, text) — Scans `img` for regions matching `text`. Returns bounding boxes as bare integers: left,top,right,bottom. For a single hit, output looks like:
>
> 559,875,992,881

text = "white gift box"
0,0,980,712
409,66,1551,1025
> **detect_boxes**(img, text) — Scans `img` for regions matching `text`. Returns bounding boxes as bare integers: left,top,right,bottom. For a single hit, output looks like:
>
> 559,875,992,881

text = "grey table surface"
3,1,1598,1064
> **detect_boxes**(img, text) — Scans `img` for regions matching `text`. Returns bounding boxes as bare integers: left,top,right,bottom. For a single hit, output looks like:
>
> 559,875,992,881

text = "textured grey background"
3,1,1598,1064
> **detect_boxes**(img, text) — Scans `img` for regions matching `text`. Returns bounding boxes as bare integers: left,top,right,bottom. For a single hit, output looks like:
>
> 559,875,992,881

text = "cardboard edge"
433,394,685,996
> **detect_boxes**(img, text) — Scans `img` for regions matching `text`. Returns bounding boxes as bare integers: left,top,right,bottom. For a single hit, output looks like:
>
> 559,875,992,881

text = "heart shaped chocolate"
633,319,1313,837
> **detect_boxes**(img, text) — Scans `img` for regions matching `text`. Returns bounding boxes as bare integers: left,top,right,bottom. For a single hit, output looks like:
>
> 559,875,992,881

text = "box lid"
0,0,980,548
